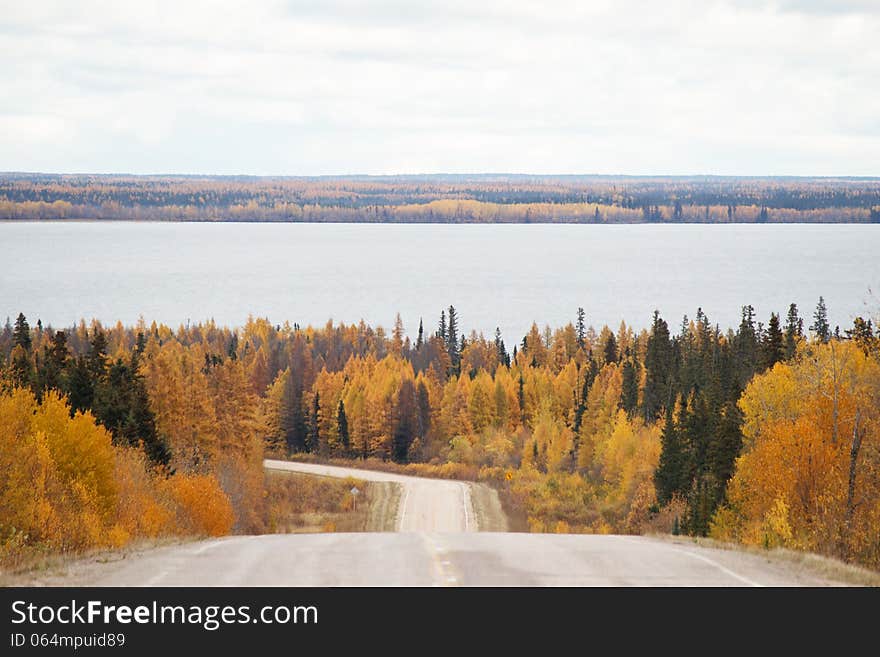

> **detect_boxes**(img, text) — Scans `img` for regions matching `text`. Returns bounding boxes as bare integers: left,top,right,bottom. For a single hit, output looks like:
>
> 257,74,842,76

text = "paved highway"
45,461,850,586
58,532,842,586
264,459,475,532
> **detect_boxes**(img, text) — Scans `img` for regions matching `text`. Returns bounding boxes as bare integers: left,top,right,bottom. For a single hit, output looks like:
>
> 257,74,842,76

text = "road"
35,461,856,586
264,460,475,532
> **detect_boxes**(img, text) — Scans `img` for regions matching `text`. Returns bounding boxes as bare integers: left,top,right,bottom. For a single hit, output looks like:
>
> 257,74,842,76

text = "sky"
1,0,878,176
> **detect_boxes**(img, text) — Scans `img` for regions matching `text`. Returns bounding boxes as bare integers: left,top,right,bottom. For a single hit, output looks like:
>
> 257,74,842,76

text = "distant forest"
2,173,880,223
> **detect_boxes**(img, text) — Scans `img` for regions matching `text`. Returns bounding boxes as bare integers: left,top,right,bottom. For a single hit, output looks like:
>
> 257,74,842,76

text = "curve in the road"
264,459,475,533
35,461,854,587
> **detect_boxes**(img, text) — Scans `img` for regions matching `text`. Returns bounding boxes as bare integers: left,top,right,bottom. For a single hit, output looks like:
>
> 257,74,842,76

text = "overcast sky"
1,0,877,176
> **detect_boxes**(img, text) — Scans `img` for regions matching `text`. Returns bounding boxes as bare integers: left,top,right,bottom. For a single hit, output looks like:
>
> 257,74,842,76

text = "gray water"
1,222,878,342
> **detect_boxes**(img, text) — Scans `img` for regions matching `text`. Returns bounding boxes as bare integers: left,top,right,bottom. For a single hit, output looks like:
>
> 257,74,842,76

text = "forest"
1,300,879,569
2,173,880,223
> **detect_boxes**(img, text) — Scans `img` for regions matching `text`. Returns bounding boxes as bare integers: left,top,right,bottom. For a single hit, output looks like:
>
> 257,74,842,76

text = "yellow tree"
715,341,880,566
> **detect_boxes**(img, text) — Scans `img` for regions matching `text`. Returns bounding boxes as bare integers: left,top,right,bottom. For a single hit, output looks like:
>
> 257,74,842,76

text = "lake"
1,222,878,342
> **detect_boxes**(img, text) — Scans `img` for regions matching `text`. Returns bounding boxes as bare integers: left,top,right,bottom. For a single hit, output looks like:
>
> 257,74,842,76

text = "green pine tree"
810,296,831,343
655,402,686,505
762,312,784,370
783,303,802,359
337,398,350,454
576,307,586,349
643,311,674,422
620,358,639,416
12,313,31,351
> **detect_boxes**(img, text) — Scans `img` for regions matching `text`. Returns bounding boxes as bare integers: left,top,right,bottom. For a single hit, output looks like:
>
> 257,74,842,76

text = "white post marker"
350,486,360,512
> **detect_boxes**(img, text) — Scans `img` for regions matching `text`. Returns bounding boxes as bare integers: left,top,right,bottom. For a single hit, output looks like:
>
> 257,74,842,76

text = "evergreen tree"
88,329,108,380
416,318,424,350
643,311,674,421
307,392,321,453
12,313,31,351
576,307,586,349
810,296,831,343
620,359,639,416
655,403,686,504
732,305,759,388
583,355,599,393
686,477,714,537
125,362,171,467
281,371,307,453
682,392,710,485
36,330,69,396
64,356,94,414
783,303,803,359
846,317,876,355
337,399,350,454
437,309,447,342
9,344,32,389
446,306,460,374
9,316,34,388
494,327,509,367
91,355,170,467
707,402,743,490
135,331,147,356
392,380,418,463
603,331,618,365
762,312,784,370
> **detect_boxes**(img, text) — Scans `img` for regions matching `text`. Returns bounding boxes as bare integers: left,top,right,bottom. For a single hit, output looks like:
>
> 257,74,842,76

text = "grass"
0,536,191,587
649,533,880,587
263,471,375,533
469,482,509,532
1,471,404,585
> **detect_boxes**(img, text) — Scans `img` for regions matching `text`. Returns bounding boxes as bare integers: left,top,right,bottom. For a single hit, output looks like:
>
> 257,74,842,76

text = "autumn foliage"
2,174,879,223
0,388,232,565
711,341,880,567
2,300,879,570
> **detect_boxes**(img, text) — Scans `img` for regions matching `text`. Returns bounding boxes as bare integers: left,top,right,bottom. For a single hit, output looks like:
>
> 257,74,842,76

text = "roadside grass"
272,453,511,532
263,471,373,533
1,471,402,585
0,536,192,587
648,534,880,587
469,483,509,532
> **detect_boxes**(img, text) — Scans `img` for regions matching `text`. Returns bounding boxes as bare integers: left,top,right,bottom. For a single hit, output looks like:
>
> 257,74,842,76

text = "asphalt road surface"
44,461,853,586
264,459,475,532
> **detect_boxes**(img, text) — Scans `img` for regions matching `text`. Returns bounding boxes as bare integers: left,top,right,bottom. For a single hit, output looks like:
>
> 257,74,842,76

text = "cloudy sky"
1,0,877,175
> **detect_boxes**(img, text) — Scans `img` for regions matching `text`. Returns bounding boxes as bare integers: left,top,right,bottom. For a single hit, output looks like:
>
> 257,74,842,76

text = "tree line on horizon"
1,299,879,568
2,174,880,223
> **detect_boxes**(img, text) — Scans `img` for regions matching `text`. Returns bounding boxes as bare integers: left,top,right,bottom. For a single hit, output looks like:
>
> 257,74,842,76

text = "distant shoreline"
2,218,878,225
2,173,878,224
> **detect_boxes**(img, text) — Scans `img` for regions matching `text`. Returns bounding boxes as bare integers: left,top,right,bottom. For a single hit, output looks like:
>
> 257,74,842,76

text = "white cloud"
0,0,877,175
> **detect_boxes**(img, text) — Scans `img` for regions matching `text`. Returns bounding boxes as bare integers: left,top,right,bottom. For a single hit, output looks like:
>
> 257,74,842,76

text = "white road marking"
143,571,168,587
672,548,764,587
461,483,471,532
192,539,229,555
617,535,763,587
398,483,411,531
